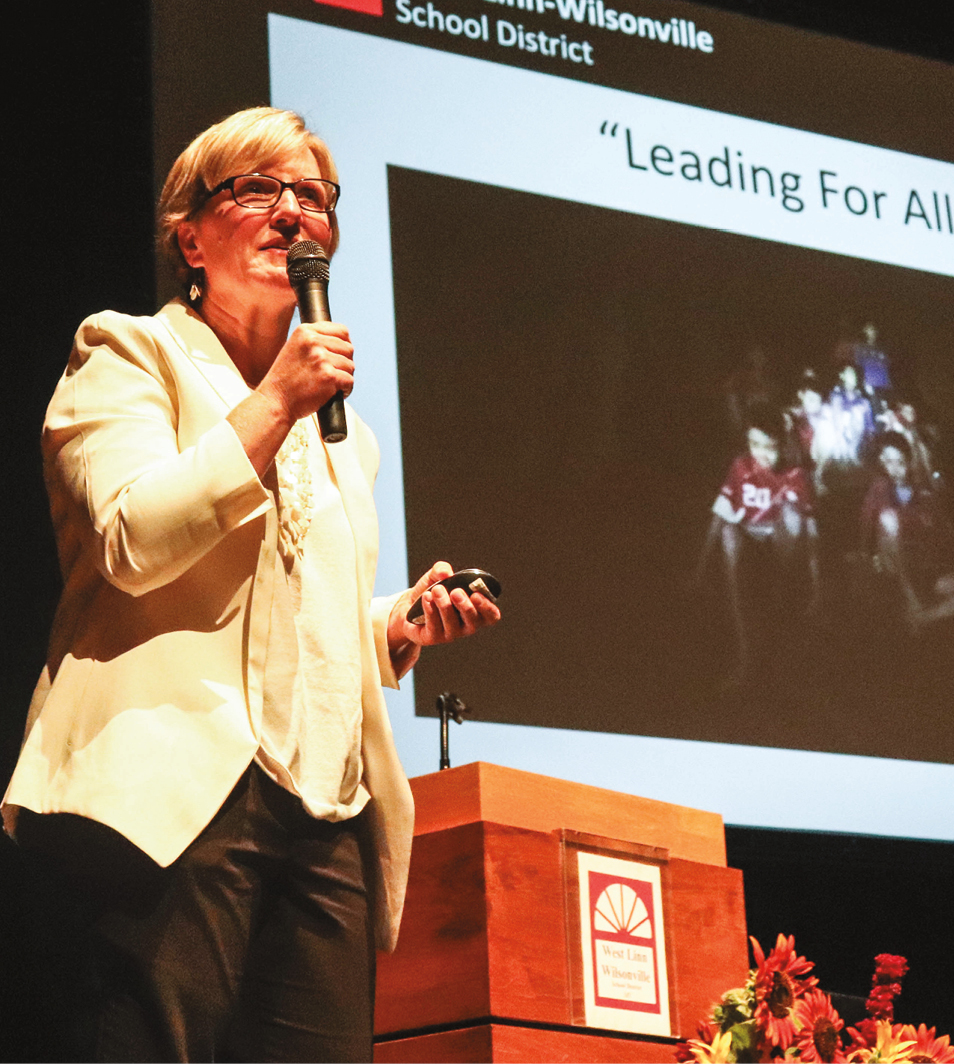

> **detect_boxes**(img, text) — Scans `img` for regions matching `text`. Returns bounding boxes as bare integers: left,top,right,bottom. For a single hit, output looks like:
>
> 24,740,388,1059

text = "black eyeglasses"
207,173,340,214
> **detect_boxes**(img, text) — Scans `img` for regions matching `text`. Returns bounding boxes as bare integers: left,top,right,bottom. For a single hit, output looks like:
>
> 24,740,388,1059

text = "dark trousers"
17,764,375,1063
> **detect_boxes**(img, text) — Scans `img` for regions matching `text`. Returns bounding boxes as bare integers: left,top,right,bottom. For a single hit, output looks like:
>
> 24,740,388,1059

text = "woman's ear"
177,221,202,269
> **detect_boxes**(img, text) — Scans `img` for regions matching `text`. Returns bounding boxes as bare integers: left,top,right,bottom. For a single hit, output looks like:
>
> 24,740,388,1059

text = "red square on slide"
312,0,383,14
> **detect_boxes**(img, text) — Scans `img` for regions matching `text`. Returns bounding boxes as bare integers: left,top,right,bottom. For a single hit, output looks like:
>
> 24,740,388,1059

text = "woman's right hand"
227,322,355,479
258,321,355,423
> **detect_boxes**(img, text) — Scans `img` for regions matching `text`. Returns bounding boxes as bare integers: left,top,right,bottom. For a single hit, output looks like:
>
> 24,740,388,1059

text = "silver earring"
189,282,201,303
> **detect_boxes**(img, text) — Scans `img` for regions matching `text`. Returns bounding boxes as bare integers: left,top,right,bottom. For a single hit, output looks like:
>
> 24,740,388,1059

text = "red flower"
866,954,909,1022
874,955,910,982
846,1019,879,1052
901,1024,954,1064
674,1040,695,1062
794,990,846,1062
750,934,818,1051
867,985,902,1021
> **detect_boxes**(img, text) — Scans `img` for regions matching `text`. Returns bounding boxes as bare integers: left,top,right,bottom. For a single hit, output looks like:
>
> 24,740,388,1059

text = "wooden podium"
373,762,748,1063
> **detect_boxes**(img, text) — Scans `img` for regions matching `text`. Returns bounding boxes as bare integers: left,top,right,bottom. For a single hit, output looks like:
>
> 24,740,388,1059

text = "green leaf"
729,1020,760,1064
715,987,754,1030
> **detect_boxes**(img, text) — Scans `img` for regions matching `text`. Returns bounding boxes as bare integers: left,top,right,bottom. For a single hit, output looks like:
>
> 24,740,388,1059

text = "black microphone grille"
286,240,330,286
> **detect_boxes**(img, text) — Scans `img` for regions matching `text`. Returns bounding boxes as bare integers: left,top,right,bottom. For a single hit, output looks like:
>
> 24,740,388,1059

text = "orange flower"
676,1021,717,1062
750,934,818,1051
794,990,846,1062
846,1020,916,1062
901,1024,954,1064
683,1029,734,1063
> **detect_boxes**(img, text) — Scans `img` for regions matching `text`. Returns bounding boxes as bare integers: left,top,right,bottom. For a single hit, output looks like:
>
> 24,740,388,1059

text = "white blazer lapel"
153,300,278,740
154,300,252,411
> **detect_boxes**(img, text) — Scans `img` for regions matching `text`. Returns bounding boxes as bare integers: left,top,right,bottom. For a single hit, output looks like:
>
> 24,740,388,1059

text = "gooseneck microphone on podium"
286,239,348,443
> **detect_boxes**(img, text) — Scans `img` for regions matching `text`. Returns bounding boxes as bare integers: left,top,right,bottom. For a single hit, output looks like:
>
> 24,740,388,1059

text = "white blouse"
255,415,371,821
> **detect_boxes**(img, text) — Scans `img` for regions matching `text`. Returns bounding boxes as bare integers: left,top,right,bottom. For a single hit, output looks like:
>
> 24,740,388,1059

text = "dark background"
3,0,952,1057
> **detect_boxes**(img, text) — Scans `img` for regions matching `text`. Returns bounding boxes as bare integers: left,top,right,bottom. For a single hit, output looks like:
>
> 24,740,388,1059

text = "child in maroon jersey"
699,406,820,682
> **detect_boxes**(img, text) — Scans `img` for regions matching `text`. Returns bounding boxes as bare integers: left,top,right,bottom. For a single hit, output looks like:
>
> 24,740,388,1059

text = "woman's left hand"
386,561,501,674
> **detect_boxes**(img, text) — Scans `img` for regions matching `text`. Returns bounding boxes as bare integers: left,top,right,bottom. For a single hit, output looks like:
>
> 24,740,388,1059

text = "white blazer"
3,300,414,951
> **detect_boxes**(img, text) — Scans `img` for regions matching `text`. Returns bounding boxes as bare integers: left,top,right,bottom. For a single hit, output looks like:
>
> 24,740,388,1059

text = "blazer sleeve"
371,593,403,689
45,311,272,597
346,412,408,691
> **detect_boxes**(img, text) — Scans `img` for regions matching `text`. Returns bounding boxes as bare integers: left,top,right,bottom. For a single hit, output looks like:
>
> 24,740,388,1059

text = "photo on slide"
389,163,954,763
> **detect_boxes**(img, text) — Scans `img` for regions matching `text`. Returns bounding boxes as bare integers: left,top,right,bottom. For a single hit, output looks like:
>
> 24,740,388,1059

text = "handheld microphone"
286,240,347,443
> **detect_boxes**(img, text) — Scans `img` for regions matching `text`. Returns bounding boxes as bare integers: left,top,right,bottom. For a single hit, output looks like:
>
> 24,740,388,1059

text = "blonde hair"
157,107,340,295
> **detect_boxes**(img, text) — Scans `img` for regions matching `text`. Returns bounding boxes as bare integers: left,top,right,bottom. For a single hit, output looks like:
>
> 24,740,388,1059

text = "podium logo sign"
591,875,659,1008
577,852,671,1036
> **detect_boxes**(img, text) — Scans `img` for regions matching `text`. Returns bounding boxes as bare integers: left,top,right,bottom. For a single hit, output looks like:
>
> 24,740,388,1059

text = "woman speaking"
3,106,499,1062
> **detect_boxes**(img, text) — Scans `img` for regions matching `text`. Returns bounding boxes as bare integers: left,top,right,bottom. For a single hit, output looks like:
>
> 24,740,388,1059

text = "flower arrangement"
675,935,954,1063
